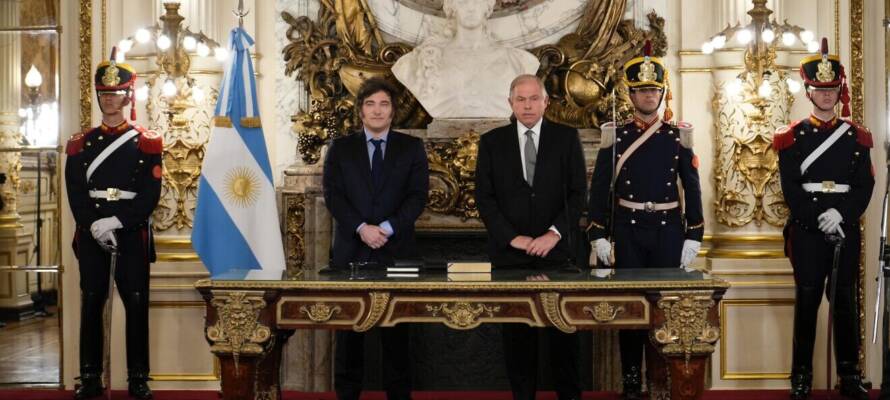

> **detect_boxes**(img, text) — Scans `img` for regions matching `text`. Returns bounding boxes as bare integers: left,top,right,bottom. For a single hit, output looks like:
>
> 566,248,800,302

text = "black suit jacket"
474,119,587,267
323,130,429,267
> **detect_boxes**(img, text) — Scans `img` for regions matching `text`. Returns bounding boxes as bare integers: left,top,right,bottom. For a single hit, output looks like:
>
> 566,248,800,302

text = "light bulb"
800,30,815,44
787,78,802,94
214,47,229,62
191,86,205,102
758,80,773,97
712,35,727,49
196,42,211,57
807,40,819,53
726,78,743,96
701,42,714,55
157,35,171,50
162,80,177,97
183,36,197,51
736,29,753,45
118,39,134,53
135,85,150,101
762,28,775,43
135,28,151,44
782,32,796,46
24,65,42,88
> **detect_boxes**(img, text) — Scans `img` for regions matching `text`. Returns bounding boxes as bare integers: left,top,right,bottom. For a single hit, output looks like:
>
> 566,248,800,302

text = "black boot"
128,373,153,400
838,373,869,400
621,365,642,400
73,373,104,400
789,367,812,400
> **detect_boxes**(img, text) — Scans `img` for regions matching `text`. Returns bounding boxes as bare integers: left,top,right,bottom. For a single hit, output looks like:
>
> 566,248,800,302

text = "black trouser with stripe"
784,223,861,374
613,221,684,381
75,227,151,378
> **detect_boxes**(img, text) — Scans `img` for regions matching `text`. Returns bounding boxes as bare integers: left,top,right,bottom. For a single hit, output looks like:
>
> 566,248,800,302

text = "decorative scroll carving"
653,292,720,371
540,292,576,333
425,301,501,330
426,130,480,220
282,1,666,164
283,193,306,277
206,291,272,369
712,74,791,227
300,302,342,323
147,80,217,232
354,291,390,332
583,301,625,323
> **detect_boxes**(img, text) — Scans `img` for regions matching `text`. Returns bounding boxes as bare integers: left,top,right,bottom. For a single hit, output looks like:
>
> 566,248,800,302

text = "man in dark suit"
323,77,429,400
475,74,587,400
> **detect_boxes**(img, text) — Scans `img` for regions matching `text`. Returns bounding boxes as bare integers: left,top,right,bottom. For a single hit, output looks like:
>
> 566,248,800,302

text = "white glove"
90,216,122,241
594,238,612,266
96,230,118,253
680,240,701,270
818,208,843,235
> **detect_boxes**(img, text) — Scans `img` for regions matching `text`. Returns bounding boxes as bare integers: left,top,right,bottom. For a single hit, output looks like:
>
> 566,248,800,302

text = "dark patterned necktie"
370,139,384,190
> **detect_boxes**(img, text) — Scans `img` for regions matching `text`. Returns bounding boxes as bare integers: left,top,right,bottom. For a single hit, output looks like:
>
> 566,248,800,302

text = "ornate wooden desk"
196,268,730,400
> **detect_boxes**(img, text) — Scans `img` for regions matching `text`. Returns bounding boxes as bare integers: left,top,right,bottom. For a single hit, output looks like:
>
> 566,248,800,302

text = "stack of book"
386,266,420,278
446,262,492,281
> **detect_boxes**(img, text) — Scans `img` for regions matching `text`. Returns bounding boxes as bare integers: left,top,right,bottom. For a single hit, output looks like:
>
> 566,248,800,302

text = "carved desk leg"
649,291,721,400
204,290,277,400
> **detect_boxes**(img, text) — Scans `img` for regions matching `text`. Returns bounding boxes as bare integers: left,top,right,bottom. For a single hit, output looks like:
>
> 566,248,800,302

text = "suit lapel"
352,132,373,194
532,119,554,190
504,122,527,187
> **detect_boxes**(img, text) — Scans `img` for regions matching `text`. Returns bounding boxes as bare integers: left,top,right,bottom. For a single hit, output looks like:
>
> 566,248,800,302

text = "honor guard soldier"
587,41,704,400
65,47,163,400
775,38,873,400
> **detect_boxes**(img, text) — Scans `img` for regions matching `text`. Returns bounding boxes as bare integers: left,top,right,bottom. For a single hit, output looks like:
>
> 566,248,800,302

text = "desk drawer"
277,296,366,326
560,296,649,327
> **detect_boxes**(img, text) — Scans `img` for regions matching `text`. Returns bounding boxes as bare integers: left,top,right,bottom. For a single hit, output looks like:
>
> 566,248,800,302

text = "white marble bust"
391,0,541,119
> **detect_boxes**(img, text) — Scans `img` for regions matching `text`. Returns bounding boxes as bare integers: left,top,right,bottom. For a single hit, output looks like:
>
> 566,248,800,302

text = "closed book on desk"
387,273,419,278
447,273,492,282
447,262,491,273
387,267,420,273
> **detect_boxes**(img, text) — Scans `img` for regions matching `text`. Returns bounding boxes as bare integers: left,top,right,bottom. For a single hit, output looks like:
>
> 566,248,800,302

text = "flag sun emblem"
224,167,261,207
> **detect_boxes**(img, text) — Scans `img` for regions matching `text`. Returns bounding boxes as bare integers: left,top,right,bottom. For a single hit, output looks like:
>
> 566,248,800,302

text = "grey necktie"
524,129,537,185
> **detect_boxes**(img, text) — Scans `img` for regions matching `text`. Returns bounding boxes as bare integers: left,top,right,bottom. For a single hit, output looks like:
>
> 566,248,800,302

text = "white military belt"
89,188,137,201
618,199,679,212
802,181,850,193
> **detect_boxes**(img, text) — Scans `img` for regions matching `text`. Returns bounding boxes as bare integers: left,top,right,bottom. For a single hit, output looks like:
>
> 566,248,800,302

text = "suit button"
625,180,631,185
661,221,666,225
667,182,672,186
628,194,634,199
631,219,636,224
812,197,818,202
94,203,100,208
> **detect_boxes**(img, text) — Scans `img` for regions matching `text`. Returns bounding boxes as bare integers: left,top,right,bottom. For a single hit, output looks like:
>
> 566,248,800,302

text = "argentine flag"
192,27,285,278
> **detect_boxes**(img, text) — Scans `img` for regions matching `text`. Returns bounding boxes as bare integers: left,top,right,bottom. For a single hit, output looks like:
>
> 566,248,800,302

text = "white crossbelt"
801,182,850,193
799,122,851,175
618,199,679,212
86,128,140,181
89,189,137,201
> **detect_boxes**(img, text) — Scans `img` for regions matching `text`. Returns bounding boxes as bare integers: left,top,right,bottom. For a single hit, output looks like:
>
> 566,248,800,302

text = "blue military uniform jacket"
587,117,704,241
774,115,874,232
65,121,163,260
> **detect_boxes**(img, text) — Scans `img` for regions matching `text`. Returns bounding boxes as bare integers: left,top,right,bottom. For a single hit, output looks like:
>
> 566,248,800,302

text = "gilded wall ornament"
282,1,665,164
283,193,306,277
146,78,217,232
426,130,480,220
712,73,791,227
